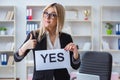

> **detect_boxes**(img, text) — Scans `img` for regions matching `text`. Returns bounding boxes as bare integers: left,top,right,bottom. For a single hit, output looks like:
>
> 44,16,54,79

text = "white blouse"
46,32,60,50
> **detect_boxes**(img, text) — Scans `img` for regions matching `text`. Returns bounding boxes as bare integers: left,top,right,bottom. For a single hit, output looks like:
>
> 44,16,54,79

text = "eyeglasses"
43,11,57,19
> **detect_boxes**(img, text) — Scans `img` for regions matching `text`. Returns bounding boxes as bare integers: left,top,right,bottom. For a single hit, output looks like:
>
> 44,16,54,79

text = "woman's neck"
47,29,58,46
47,28,56,36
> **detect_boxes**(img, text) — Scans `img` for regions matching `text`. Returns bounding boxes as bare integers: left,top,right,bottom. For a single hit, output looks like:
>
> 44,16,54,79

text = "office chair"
79,51,112,80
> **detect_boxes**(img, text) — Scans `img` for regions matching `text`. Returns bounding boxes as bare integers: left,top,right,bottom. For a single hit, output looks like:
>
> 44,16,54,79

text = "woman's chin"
44,25,49,28
45,26,50,30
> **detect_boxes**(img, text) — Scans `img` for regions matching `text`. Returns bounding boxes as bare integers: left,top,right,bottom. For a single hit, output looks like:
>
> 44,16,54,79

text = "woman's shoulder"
60,32,72,38
60,32,71,36
60,32,73,42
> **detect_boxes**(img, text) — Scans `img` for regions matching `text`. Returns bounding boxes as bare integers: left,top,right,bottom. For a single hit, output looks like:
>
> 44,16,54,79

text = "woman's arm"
62,33,80,69
64,42,80,70
14,32,37,62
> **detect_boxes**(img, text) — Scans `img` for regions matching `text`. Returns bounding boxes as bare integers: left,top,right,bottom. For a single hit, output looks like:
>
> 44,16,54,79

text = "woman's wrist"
18,46,27,56
19,48,24,52
19,48,24,56
73,52,79,60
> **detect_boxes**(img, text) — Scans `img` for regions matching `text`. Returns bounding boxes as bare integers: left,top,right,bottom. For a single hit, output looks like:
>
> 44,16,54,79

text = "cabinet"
100,6,120,76
0,6,16,80
26,5,93,80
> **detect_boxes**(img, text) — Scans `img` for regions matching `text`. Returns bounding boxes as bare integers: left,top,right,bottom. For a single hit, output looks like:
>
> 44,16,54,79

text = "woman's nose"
46,14,51,19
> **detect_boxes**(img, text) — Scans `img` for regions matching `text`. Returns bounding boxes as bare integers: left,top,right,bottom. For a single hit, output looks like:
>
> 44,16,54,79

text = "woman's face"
43,7,57,32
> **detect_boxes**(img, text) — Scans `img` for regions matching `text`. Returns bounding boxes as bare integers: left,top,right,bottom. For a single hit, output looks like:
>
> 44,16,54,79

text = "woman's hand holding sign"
64,42,79,60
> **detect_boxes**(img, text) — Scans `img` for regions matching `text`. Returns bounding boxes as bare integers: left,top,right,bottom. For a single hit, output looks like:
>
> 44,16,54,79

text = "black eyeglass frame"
43,11,57,19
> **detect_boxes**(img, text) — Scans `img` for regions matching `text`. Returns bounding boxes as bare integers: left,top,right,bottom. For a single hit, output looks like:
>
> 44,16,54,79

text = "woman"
14,3,80,80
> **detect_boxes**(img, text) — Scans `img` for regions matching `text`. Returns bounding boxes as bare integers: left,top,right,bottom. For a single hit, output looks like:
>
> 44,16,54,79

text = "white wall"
0,0,120,80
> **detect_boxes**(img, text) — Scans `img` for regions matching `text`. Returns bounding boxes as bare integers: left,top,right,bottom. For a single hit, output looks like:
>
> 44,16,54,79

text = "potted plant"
0,27,7,35
105,23,113,35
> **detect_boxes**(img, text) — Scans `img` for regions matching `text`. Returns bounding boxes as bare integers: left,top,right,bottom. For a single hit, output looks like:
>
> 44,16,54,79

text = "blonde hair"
33,3,65,41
